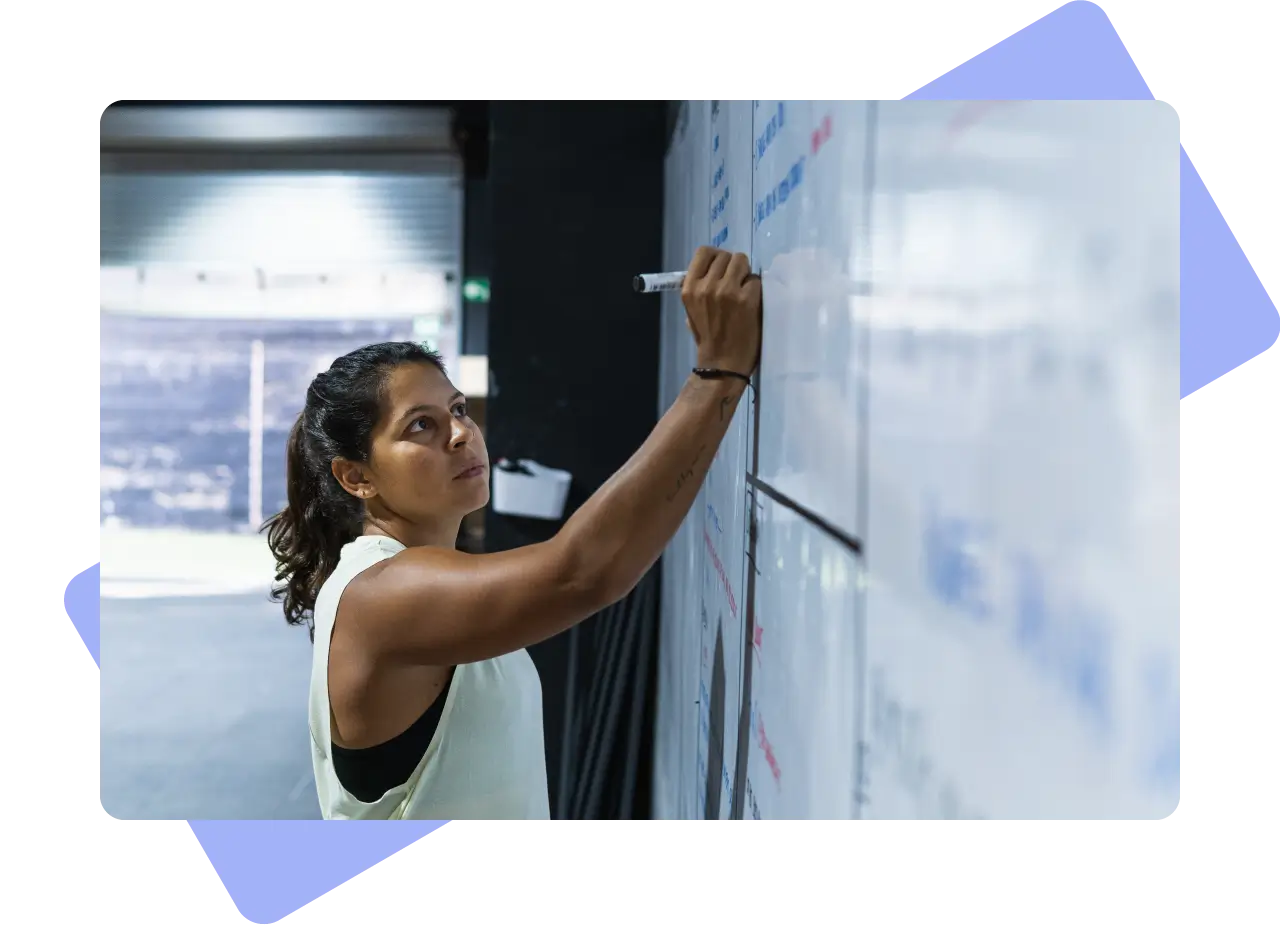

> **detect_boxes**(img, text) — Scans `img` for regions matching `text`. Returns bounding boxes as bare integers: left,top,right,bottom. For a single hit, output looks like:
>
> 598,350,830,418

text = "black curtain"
559,568,661,819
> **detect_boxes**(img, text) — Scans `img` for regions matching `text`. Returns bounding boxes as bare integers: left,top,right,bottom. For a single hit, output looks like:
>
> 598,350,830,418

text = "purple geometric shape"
65,557,99,665
190,820,446,924
908,0,1154,100
1176,148,1280,394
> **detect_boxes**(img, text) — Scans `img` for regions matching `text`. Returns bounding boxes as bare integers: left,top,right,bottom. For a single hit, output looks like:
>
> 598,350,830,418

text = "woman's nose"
449,420,470,449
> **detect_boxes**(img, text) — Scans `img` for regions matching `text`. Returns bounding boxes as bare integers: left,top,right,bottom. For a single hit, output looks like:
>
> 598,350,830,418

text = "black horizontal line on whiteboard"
745,473,864,558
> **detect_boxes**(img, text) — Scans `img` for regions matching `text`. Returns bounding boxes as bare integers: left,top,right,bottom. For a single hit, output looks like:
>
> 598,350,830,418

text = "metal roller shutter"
97,152,465,273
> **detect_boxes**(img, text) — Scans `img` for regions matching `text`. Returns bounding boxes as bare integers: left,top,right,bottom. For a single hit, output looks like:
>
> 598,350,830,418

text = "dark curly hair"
261,341,445,636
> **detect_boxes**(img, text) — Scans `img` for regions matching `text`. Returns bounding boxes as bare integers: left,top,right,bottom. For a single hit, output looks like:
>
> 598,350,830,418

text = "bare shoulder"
326,537,601,667
337,545,457,637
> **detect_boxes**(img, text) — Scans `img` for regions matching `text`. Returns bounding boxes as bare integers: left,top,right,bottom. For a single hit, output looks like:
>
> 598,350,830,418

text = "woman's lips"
455,464,487,480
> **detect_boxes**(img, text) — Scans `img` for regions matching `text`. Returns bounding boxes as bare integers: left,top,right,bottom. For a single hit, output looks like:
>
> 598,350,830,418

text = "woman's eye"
453,403,468,418
410,417,434,433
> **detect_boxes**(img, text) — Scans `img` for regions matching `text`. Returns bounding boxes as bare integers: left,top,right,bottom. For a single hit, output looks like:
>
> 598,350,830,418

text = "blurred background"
101,102,667,820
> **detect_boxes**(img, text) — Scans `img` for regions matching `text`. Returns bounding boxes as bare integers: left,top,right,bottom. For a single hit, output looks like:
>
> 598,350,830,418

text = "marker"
633,271,686,294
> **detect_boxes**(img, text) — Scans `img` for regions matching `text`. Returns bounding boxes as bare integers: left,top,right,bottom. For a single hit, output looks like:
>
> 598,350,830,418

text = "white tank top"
308,534,551,820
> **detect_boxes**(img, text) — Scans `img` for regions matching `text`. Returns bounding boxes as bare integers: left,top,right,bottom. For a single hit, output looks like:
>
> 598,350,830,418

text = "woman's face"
356,361,490,527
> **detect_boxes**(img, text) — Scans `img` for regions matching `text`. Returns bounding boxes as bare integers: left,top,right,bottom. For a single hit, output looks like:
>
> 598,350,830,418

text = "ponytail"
262,414,361,638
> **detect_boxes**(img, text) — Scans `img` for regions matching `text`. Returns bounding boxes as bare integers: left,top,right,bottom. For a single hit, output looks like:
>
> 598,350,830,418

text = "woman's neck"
362,516,461,550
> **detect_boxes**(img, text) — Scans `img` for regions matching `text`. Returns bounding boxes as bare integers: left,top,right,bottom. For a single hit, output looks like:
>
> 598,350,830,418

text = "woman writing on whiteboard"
263,246,762,820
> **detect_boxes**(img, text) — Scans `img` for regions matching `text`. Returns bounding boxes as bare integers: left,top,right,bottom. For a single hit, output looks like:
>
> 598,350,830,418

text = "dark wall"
455,101,492,358
461,175,491,356
483,102,667,816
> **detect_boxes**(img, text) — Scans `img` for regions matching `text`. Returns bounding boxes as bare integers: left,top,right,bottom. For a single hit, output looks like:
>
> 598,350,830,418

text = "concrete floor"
101,592,321,820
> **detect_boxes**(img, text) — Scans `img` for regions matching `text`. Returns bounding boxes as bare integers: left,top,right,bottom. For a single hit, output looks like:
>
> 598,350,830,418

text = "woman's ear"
331,457,377,500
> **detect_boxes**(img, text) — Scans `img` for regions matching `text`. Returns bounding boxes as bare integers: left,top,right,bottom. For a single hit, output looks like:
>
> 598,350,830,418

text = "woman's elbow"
550,534,632,615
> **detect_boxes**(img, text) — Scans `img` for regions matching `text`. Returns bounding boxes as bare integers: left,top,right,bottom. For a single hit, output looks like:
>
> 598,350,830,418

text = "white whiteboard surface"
651,101,1178,820
743,493,862,820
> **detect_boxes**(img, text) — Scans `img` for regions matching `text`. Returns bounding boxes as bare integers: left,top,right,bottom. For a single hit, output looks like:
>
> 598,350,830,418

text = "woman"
264,246,762,819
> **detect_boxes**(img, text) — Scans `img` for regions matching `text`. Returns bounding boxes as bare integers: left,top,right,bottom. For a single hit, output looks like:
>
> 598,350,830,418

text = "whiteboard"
652,100,1179,819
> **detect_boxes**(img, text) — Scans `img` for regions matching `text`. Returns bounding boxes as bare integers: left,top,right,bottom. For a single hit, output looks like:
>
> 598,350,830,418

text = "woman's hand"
681,247,763,377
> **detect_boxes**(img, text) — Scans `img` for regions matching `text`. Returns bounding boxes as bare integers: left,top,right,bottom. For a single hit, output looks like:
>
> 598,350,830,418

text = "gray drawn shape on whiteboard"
703,617,726,820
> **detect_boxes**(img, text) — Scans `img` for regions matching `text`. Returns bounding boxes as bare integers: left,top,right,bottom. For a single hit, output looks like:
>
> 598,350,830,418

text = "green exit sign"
462,278,490,303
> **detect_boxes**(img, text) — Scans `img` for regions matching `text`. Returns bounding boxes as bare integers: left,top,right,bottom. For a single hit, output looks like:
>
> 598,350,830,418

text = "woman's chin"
467,486,491,512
